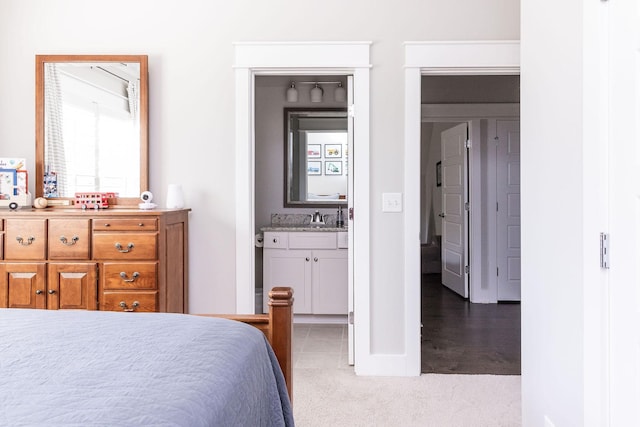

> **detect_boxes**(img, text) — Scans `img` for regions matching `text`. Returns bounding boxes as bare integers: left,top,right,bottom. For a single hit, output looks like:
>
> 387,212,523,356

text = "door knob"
48,289,56,294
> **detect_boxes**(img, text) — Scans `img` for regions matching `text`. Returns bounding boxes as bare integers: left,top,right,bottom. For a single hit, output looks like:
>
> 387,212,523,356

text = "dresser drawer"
93,218,158,231
102,262,157,290
101,291,157,312
5,219,47,260
92,233,157,260
48,219,91,260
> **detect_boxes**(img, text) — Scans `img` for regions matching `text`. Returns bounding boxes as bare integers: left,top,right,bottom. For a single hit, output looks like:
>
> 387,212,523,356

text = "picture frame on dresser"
0,168,17,198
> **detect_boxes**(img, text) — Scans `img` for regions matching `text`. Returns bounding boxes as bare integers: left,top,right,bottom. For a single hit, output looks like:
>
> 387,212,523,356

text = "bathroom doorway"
253,74,350,315
234,41,373,372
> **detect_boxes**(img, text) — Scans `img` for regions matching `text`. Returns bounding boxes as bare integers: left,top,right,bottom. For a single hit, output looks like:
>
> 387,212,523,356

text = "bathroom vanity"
262,227,348,316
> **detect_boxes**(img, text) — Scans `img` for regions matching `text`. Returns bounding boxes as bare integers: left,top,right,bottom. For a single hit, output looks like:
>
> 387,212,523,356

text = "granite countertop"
263,213,347,232
261,225,347,232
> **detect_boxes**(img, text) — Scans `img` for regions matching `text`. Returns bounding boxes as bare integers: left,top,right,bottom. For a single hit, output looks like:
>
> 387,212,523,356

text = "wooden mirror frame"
35,54,149,205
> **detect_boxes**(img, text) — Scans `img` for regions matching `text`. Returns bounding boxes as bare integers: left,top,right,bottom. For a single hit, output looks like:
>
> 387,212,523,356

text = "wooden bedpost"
268,287,294,403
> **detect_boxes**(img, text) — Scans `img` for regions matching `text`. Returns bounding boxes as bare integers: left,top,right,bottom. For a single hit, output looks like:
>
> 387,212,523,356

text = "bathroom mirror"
35,55,148,203
285,108,348,207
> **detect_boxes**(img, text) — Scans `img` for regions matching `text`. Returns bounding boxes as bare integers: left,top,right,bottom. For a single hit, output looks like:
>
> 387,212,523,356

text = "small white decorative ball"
33,197,48,209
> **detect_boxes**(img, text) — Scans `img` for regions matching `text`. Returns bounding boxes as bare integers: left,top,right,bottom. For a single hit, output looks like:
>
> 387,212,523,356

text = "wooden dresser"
0,208,189,313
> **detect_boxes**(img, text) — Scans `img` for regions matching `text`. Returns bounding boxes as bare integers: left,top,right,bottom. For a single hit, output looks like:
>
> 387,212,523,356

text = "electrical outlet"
382,193,402,212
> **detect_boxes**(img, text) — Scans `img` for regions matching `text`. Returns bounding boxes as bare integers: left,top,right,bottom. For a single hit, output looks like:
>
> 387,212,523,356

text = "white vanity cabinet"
263,231,347,315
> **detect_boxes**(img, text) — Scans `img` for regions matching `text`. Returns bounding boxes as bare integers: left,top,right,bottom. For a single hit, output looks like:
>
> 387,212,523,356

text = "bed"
0,287,294,426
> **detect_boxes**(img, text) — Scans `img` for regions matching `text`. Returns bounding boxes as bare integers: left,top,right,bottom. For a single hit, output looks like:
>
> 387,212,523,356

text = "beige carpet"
293,369,521,427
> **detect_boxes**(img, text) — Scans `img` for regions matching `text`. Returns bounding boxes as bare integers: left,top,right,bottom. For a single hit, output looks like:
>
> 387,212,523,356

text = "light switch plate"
382,192,402,212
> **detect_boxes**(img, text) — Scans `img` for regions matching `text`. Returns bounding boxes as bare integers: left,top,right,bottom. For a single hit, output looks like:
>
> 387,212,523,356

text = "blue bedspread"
0,309,294,426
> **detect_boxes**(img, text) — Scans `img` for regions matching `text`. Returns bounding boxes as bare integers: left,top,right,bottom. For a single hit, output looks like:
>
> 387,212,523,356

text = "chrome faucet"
310,210,325,225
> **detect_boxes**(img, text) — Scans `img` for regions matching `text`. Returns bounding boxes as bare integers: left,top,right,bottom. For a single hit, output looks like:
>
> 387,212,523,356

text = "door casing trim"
404,41,520,376
234,41,374,372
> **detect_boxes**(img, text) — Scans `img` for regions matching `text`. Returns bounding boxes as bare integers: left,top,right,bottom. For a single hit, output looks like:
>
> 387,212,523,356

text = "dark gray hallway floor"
421,273,521,375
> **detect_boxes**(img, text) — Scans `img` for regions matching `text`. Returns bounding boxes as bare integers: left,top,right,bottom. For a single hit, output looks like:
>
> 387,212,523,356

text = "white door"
608,0,640,423
346,75,355,365
496,120,521,301
440,123,468,298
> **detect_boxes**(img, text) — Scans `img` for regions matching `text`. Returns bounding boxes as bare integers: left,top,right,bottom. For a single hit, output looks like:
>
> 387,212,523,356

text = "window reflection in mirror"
44,62,139,198
285,108,348,207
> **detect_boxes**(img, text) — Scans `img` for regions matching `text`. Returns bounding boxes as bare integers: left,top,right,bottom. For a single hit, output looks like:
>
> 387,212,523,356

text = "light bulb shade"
286,83,298,102
334,83,346,102
310,84,323,103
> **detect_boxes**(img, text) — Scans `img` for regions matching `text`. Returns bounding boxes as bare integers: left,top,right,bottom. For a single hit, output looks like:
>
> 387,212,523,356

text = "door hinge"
465,139,471,149
348,311,354,325
465,265,470,274
600,232,610,269
464,202,470,211
497,267,499,276
348,207,354,220
348,104,355,117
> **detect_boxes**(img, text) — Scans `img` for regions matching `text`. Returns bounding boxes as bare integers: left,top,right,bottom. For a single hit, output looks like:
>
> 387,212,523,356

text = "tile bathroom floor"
293,323,351,370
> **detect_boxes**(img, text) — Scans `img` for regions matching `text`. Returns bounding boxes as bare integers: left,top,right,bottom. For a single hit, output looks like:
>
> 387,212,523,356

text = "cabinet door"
312,249,348,315
0,263,47,309
264,249,312,314
48,263,97,310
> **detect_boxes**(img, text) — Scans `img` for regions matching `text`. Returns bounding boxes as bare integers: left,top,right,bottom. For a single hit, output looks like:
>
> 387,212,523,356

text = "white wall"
0,0,519,357
521,0,607,425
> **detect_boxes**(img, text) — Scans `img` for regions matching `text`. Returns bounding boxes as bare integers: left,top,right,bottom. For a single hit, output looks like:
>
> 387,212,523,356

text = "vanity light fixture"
286,82,298,102
285,81,347,103
310,83,323,103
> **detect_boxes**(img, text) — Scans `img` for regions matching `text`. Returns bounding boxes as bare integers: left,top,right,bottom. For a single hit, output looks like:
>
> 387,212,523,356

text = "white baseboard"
294,314,348,324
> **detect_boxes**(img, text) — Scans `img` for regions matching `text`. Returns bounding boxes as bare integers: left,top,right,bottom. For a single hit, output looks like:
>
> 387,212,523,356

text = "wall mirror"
285,108,348,207
35,55,148,203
